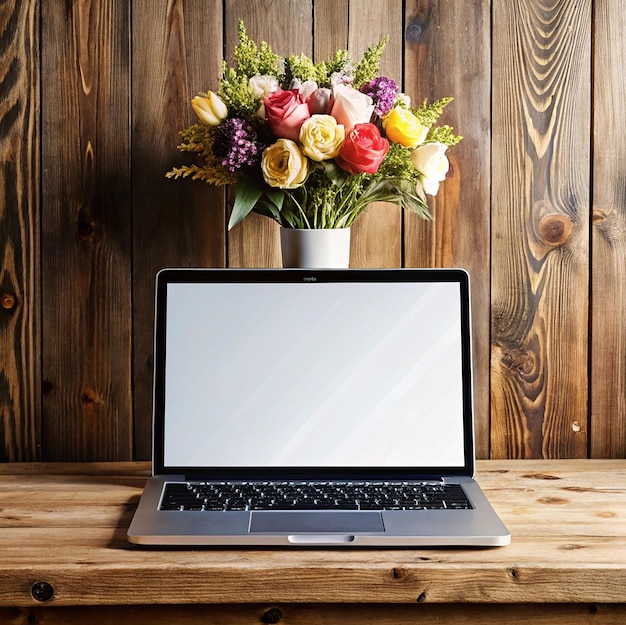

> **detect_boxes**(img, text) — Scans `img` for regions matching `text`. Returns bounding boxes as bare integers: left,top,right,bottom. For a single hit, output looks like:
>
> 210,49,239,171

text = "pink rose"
264,90,311,141
335,123,389,174
330,84,375,133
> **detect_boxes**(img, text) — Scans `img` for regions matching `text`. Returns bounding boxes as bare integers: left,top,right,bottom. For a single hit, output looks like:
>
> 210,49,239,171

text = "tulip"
192,92,228,126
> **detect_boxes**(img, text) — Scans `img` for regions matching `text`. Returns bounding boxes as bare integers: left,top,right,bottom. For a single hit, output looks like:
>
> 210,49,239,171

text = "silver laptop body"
127,268,510,547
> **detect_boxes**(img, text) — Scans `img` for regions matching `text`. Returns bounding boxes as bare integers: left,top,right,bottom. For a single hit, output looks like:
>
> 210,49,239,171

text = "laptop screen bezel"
151,268,476,480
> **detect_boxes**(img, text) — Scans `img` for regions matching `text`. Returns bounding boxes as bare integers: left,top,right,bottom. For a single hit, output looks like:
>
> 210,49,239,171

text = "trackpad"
249,511,384,533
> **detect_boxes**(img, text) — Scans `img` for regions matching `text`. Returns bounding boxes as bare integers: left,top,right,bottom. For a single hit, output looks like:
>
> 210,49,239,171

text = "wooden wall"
1,0,625,462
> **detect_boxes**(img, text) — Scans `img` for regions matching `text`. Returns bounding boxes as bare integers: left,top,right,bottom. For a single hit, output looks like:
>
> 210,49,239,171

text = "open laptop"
127,268,510,547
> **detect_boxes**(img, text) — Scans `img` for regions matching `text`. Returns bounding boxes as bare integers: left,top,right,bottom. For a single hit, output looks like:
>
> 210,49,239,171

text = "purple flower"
360,76,399,117
213,118,264,172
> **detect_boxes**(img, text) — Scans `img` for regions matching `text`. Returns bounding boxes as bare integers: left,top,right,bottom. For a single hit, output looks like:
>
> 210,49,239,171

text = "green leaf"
265,188,285,211
229,178,264,230
322,161,349,187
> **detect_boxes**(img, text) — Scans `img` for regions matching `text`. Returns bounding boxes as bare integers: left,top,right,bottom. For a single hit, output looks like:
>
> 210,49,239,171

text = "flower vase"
280,227,351,269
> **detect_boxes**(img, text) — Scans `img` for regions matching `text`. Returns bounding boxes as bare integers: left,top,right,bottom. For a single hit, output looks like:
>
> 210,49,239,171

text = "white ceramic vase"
279,227,351,269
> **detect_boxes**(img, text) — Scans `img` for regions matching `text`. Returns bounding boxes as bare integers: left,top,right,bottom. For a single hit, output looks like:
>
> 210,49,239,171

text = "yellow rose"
261,139,309,189
383,107,428,148
299,114,345,161
191,91,228,126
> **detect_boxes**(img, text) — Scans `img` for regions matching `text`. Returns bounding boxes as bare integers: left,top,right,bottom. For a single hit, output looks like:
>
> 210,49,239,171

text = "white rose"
249,75,280,99
330,84,374,133
410,142,449,195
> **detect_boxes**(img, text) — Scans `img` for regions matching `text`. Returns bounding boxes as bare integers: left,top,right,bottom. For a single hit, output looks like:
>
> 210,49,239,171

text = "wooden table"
0,460,625,624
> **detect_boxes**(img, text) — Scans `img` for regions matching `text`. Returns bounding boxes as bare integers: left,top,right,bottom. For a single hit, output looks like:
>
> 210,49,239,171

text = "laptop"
127,268,510,547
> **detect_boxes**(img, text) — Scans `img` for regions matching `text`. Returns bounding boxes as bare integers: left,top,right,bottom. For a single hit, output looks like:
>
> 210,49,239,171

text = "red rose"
335,123,389,174
264,90,311,142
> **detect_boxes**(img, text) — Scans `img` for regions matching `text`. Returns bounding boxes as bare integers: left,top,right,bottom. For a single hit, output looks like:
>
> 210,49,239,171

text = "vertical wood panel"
490,0,590,458
131,0,225,460
313,0,348,58
404,0,491,457
2,0,625,462
0,0,40,461
346,0,403,269
590,0,626,458
40,0,132,460
226,0,312,268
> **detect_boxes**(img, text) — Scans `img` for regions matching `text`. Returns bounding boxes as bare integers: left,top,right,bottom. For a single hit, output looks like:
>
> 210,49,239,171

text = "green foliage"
353,36,388,87
377,142,419,181
413,97,462,146
219,67,259,118
284,54,318,85
165,125,237,185
428,124,463,147
231,20,280,78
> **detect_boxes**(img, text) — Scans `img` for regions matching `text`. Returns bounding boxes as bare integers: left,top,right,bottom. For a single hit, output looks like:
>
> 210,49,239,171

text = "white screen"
163,280,467,468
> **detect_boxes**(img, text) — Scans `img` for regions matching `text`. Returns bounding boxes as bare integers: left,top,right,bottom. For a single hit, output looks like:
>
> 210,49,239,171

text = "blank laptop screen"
159,273,470,471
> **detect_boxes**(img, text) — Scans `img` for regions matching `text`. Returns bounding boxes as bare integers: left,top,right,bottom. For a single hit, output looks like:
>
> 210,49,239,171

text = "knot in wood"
406,21,424,42
1,293,16,310
539,214,573,247
81,387,101,405
77,221,95,239
261,607,283,624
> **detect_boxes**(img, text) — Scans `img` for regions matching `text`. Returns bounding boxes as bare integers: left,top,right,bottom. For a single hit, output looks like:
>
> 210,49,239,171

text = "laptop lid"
152,268,475,481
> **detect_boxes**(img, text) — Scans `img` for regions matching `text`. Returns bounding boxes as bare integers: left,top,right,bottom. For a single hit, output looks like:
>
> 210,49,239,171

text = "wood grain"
490,0,590,459
131,0,226,460
0,0,40,461
2,603,624,625
404,0,492,458
1,0,625,463
590,0,626,458
40,0,133,461
0,460,625,612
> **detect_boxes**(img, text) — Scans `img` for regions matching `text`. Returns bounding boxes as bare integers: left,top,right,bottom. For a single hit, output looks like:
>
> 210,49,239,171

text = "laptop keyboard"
159,480,472,511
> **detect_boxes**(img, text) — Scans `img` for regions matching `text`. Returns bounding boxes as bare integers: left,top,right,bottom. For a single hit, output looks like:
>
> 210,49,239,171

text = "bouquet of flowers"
168,21,461,230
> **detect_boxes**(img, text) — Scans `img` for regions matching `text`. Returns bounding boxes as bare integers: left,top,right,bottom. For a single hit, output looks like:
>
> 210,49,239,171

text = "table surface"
1,459,625,610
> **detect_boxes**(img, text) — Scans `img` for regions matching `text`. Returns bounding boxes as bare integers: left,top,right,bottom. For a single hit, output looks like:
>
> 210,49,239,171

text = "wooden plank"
225,0,312,268
131,0,226,459
490,0,590,458
313,0,348,58
0,460,625,608
40,0,133,461
590,0,626,458
346,0,403,269
0,0,40,461
404,0,492,458
2,603,624,625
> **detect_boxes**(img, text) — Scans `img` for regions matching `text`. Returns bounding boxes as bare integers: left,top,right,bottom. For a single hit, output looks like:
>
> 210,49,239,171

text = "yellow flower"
299,115,345,161
191,92,228,126
383,107,428,148
261,139,309,189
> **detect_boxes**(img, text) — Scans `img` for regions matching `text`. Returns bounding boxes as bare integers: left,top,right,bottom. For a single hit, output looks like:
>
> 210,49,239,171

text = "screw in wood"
31,581,54,602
